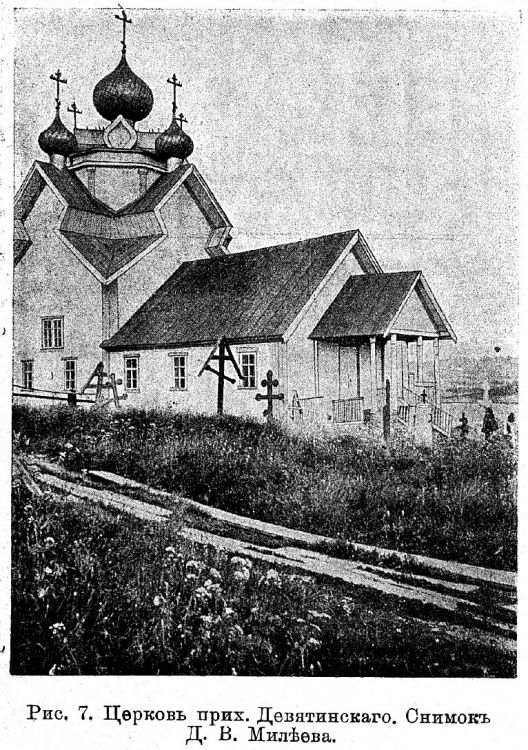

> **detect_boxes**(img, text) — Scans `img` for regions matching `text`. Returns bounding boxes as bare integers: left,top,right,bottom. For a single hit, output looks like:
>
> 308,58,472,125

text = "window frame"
41,316,64,350
238,349,258,390
21,360,34,390
124,355,140,392
169,352,188,391
63,358,77,392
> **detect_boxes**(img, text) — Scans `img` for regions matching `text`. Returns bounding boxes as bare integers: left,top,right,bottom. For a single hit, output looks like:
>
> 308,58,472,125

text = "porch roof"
309,271,456,341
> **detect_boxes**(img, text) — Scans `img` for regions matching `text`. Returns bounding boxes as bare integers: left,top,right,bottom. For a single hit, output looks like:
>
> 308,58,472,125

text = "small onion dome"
93,53,154,123
155,115,194,160
38,111,78,156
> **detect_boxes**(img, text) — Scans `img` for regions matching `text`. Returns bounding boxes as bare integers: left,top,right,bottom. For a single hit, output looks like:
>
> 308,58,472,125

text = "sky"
12,6,520,357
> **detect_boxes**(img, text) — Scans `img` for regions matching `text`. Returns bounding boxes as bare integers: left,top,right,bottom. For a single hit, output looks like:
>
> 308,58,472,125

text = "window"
124,356,139,391
64,359,76,391
42,317,63,349
172,354,187,390
22,360,33,390
239,351,257,389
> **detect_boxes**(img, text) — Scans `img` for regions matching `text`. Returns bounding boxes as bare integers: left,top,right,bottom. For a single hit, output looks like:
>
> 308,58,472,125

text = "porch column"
416,335,423,385
369,336,376,412
390,333,398,413
433,338,440,405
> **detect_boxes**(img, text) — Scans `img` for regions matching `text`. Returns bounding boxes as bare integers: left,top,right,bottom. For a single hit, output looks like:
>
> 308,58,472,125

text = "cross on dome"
50,69,67,111
167,74,182,114
67,101,82,129
115,6,132,55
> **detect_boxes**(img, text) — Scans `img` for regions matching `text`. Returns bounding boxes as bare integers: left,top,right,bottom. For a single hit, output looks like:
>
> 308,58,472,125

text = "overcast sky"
13,7,519,357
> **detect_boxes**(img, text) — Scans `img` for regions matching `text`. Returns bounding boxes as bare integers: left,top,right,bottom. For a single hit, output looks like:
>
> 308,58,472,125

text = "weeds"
11,484,515,677
12,405,517,570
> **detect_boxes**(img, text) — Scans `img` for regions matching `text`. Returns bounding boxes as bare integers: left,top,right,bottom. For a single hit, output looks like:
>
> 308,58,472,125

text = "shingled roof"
102,231,360,351
309,271,455,340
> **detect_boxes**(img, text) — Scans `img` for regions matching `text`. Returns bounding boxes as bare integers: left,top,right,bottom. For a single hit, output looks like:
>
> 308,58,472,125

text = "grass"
13,405,517,571
11,482,515,677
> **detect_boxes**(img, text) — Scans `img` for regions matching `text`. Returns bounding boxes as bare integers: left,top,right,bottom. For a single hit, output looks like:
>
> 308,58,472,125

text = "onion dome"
155,114,194,160
93,53,154,123
38,111,78,156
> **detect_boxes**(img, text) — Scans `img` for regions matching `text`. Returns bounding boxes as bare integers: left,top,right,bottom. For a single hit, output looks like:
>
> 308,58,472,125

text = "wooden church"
13,11,456,440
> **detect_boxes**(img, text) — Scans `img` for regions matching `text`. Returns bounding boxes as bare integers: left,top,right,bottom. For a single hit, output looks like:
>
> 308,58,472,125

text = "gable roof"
14,160,231,282
309,271,456,341
102,230,361,351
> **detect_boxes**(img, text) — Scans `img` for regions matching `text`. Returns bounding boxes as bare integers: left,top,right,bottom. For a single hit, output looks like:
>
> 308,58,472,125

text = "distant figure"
481,378,490,404
457,412,469,440
482,407,499,440
504,412,516,445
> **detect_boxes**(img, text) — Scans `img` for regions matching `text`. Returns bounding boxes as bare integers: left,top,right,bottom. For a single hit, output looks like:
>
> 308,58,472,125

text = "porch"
290,335,452,437
290,270,456,440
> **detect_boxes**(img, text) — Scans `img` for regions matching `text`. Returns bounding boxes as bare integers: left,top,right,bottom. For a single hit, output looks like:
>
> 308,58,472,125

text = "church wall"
284,250,364,412
109,342,279,420
117,185,213,326
13,186,103,395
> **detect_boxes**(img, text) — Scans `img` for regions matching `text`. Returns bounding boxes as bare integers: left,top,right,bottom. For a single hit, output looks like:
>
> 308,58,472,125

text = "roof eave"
101,334,285,352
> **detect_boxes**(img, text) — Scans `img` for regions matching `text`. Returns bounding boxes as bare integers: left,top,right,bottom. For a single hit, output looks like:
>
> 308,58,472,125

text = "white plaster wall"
284,247,363,410
117,185,213,326
110,342,278,420
13,186,103,392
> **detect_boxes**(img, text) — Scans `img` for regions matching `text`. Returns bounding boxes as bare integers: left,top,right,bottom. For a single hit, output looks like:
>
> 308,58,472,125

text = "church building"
14,12,456,439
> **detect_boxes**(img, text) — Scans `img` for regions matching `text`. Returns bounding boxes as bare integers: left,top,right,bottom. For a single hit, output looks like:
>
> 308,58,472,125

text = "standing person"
481,406,499,440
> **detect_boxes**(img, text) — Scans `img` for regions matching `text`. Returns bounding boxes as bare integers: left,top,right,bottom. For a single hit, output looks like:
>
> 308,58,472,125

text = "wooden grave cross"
255,370,284,421
198,337,243,415
80,361,128,408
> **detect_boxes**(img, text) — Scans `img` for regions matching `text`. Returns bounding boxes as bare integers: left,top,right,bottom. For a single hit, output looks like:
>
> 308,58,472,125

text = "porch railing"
332,397,364,423
431,405,453,437
290,393,325,422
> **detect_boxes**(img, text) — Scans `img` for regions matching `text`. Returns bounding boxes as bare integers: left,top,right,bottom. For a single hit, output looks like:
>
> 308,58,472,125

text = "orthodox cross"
50,69,67,111
67,101,82,129
198,337,243,415
167,74,182,114
115,6,132,54
177,113,188,131
255,370,284,421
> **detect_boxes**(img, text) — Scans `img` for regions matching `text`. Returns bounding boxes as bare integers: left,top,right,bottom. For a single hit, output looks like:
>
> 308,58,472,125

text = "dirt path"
23,455,516,646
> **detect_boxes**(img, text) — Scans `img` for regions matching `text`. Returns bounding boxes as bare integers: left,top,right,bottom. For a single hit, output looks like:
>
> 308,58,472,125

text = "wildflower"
230,556,252,569
44,566,53,575
231,667,238,676
186,560,201,572
153,595,162,607
307,638,321,647
224,607,234,617
195,586,210,599
37,587,48,598
208,567,222,581
185,573,197,582
165,546,176,555
307,610,331,621
204,579,222,595
44,536,55,547
49,664,58,676
263,569,281,587
65,442,73,450
49,622,65,635
233,568,250,583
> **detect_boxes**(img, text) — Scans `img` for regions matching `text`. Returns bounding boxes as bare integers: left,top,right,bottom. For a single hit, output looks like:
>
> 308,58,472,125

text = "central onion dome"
93,53,154,123
38,111,77,156
155,114,194,160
